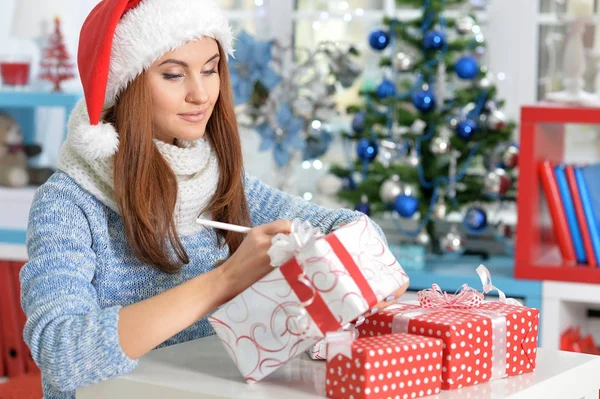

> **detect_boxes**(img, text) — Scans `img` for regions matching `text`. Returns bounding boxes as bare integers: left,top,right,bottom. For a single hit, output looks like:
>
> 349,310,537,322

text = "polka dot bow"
417,283,484,309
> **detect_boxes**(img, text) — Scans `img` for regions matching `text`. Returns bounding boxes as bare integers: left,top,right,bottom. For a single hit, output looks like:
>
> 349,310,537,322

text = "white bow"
476,264,521,306
267,219,323,267
325,330,355,362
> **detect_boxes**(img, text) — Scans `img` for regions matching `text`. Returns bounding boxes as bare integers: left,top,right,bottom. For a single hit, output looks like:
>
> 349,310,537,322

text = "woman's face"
147,38,221,144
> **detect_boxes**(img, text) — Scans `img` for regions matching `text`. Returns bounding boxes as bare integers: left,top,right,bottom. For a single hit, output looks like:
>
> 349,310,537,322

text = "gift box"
209,216,409,382
358,266,540,390
325,331,443,399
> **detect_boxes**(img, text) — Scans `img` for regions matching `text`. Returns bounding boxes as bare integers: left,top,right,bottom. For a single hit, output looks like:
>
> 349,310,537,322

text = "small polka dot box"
357,301,540,390
325,333,443,399
209,216,409,383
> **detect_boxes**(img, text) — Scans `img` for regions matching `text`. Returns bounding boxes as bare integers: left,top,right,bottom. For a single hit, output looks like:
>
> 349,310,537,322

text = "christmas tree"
40,16,75,92
329,0,519,254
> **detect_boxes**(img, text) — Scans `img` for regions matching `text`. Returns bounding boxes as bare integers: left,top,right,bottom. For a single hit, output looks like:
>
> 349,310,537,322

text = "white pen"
196,218,252,233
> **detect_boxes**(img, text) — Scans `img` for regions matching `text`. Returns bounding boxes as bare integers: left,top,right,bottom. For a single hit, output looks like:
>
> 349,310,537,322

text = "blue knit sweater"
21,170,375,399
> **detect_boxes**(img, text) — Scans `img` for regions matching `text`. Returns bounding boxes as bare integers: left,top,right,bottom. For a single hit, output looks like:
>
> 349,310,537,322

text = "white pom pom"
69,121,119,160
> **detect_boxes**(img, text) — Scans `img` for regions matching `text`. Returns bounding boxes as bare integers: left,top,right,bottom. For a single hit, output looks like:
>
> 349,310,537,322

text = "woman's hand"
220,219,292,300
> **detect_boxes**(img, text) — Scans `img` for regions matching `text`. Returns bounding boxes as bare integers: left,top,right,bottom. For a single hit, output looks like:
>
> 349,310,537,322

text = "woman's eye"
163,73,183,80
203,69,217,75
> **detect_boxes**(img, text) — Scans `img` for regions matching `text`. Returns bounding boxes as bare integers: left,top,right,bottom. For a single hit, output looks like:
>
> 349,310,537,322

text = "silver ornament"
484,168,511,197
406,148,420,167
402,184,416,197
440,226,466,254
433,202,448,220
456,15,475,34
502,144,519,169
477,72,495,89
380,175,403,203
487,109,507,130
430,135,451,155
415,230,431,246
394,52,413,72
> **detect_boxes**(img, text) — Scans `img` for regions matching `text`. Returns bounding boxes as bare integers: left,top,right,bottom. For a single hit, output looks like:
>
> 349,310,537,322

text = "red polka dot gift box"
325,331,443,399
358,266,540,390
209,216,410,383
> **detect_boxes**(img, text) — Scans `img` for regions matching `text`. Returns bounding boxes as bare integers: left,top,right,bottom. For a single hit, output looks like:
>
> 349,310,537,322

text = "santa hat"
70,0,233,160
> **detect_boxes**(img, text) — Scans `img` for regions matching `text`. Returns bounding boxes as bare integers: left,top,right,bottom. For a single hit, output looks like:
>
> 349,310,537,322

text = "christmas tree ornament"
487,109,507,130
369,29,391,51
355,194,371,216
430,127,452,155
423,30,446,50
411,119,427,134
316,174,344,196
379,174,403,203
415,229,431,246
476,71,495,89
440,225,466,254
351,111,366,133
394,193,419,218
454,55,480,80
502,143,519,169
406,146,420,167
484,168,511,197
303,121,333,160
494,221,514,240
40,17,76,91
326,48,362,88
464,206,488,232
433,201,448,220
376,78,397,98
412,87,436,112
456,15,475,34
394,52,413,72
356,138,378,162
402,183,417,197
455,119,477,140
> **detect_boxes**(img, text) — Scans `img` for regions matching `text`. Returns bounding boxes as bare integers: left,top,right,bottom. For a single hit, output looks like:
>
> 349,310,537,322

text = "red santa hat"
70,0,233,160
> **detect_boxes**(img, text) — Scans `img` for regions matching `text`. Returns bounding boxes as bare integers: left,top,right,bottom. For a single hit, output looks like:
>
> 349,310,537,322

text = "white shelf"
541,281,600,352
0,186,36,231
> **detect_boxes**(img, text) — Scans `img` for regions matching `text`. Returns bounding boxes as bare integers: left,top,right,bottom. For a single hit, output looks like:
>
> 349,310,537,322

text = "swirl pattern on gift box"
209,215,409,382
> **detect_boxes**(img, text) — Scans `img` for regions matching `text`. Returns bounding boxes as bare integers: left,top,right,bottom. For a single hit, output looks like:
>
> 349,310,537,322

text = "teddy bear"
0,112,55,187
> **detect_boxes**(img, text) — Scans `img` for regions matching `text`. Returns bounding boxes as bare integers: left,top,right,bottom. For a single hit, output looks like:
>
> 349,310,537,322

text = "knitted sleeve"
20,183,138,393
244,173,386,242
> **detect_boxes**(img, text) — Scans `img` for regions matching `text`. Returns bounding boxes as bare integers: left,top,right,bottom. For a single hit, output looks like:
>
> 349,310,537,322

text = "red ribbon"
280,232,378,336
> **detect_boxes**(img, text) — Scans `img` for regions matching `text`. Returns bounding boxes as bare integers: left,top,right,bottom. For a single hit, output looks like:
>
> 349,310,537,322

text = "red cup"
0,54,31,88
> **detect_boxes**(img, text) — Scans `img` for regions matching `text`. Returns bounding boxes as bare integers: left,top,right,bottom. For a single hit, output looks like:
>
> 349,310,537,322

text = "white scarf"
57,100,219,236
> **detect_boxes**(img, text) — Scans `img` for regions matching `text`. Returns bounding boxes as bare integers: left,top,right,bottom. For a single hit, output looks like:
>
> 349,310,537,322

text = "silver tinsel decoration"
380,174,403,203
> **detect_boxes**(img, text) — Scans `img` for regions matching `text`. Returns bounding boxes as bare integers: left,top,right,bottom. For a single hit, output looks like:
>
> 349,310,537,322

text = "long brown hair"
106,43,250,273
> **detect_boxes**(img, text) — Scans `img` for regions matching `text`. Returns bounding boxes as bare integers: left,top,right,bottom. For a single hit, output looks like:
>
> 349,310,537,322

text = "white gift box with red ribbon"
208,216,409,383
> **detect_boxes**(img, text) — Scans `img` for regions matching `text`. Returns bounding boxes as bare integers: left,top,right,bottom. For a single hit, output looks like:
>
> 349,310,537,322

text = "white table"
76,335,600,399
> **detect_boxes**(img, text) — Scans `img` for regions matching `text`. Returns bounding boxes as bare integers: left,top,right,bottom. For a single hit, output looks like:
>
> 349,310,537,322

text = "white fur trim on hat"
67,98,119,160
106,0,233,107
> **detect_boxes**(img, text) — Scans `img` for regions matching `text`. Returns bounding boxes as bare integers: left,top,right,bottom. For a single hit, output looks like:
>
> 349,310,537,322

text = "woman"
20,0,404,398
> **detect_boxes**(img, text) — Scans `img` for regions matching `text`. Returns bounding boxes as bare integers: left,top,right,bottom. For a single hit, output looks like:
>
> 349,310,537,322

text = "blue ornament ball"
464,207,488,232
394,194,419,218
355,201,371,216
454,56,479,80
376,79,396,99
351,111,366,133
369,29,390,51
356,139,378,162
423,30,446,50
411,89,436,112
456,119,477,140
